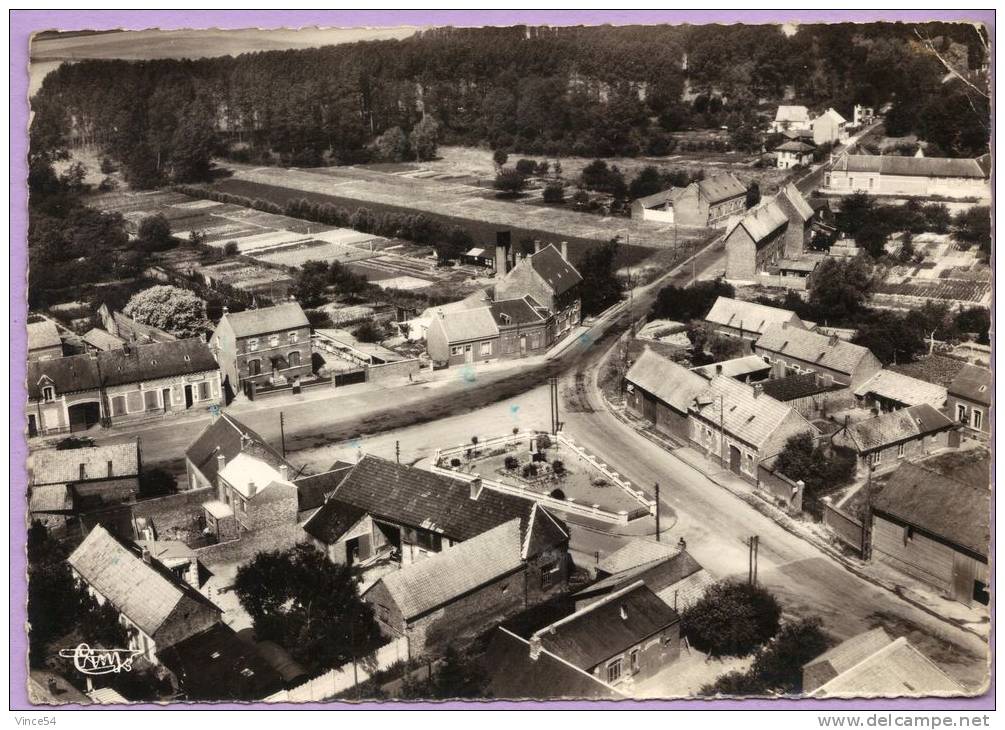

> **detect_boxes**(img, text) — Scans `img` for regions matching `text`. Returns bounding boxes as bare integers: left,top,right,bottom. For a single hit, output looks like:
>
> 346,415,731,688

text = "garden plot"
251,239,378,268
435,432,653,519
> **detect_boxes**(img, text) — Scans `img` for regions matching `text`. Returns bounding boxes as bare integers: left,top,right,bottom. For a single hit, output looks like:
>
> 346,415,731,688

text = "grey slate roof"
756,323,873,376
221,302,309,338
843,404,955,453
948,364,991,406
527,244,582,296
691,355,772,381
696,173,747,204
597,539,679,575
535,582,679,671
27,338,218,399
81,328,125,351
692,375,816,449
776,140,816,153
490,296,546,327
67,525,221,639
304,455,552,544
29,441,140,486
372,518,525,620
625,348,708,413
705,296,803,336
762,372,844,402
294,466,353,514
872,462,990,557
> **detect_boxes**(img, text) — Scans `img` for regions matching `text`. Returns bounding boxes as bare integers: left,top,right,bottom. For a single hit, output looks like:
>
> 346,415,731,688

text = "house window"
480,340,493,356
126,390,143,413
870,451,882,466
974,580,990,606
269,335,280,348
288,331,299,344
897,442,906,459
630,649,640,674
972,410,983,430
607,658,623,684
956,404,968,423
248,359,262,376
288,351,301,368
241,499,248,514
247,338,259,352
413,530,442,552
746,454,754,472
144,390,159,411
111,395,126,417
540,559,561,590
41,386,55,402
450,345,463,357
198,381,211,400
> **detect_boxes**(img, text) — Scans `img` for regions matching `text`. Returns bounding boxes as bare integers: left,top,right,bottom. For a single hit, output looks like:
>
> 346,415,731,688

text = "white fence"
263,636,409,703
431,431,655,524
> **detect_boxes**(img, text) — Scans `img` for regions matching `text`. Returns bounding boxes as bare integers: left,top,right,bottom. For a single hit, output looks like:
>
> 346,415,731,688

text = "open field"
211,167,713,268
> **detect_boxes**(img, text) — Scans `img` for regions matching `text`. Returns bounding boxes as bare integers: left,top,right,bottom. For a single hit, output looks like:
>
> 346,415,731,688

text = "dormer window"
41,386,55,402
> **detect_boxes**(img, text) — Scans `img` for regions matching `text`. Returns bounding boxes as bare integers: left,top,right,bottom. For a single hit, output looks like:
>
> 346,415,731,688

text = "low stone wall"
246,376,333,401
756,464,804,514
367,358,421,384
823,501,868,558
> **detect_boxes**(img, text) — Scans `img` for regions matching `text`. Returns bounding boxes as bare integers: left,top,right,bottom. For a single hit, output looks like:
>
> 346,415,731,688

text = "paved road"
794,120,885,195
554,334,990,691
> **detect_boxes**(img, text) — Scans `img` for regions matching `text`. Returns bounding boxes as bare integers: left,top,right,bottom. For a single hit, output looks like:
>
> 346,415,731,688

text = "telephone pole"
395,440,401,464
654,482,661,542
549,377,560,434
279,411,287,458
747,535,760,585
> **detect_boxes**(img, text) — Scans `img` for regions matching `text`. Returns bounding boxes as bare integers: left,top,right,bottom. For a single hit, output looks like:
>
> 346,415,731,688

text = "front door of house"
520,335,527,354
184,384,194,409
162,388,172,412
729,445,742,474
464,344,473,364
27,414,37,437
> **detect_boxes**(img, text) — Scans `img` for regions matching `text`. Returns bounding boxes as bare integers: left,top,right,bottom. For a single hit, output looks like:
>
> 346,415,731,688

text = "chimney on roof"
534,240,542,254
222,305,229,315
560,241,568,260
469,477,483,501
828,334,839,347
715,363,723,375
217,453,226,474
619,605,628,620
141,546,151,564
247,480,257,497
279,464,289,481
753,383,764,399
781,321,789,330
495,232,511,276
529,635,542,661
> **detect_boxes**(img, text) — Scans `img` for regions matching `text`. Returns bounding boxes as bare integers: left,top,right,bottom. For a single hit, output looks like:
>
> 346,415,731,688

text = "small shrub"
543,182,565,204
515,158,537,176
536,434,552,450
471,436,479,445
512,427,519,435
450,458,462,468
223,241,239,256
549,488,566,500
522,463,539,478
552,460,566,477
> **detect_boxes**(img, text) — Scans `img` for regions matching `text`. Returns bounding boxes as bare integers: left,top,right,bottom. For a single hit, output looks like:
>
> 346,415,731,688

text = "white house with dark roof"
825,153,991,199
947,364,991,437
688,375,818,483
754,322,882,388
211,301,311,394
775,139,815,169
704,296,806,342
631,173,747,228
770,105,811,133
425,306,500,366
67,525,222,665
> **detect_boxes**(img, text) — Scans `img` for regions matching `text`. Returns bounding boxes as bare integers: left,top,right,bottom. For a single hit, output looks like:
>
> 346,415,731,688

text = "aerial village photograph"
16,10,993,710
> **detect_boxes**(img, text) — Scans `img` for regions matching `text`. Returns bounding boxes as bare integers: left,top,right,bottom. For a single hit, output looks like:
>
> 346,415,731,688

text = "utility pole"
718,395,726,469
549,377,560,434
654,482,661,542
747,535,760,585
279,411,287,458
395,440,401,464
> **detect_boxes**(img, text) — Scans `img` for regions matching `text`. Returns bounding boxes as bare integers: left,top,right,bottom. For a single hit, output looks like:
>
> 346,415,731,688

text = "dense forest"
31,23,989,182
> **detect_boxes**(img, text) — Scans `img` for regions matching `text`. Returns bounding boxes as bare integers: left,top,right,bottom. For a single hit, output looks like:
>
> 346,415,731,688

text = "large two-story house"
495,242,583,342
211,302,311,395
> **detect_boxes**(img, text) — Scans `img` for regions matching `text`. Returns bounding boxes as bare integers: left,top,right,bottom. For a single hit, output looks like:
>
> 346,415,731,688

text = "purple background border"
9,9,994,712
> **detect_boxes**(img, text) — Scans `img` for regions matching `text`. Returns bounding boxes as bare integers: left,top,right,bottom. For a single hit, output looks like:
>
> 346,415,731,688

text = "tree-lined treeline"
32,22,989,175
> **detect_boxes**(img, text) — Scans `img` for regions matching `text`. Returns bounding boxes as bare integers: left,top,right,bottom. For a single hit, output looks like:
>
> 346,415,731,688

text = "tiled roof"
872,462,989,556
597,539,679,575
756,323,874,376
854,370,948,408
805,627,892,681
585,549,706,605
372,518,525,620
776,140,815,153
834,154,989,180
185,413,288,486
301,497,367,544
158,623,285,701
779,183,815,222
490,296,546,327
775,105,810,123
294,466,353,514
29,441,140,486
692,355,772,381
819,107,847,125
27,339,218,399
654,568,717,613
737,201,790,244
761,372,843,402
81,328,125,351
30,484,72,514
691,375,816,449
889,354,968,388
625,348,708,413
634,188,676,209
948,364,991,406
433,306,499,343
705,297,803,337
110,310,177,343
810,635,964,698
844,404,956,453
527,244,583,296
28,320,61,351
483,627,623,700
535,582,679,671
308,455,543,543
67,525,221,639
221,302,309,338
696,173,747,204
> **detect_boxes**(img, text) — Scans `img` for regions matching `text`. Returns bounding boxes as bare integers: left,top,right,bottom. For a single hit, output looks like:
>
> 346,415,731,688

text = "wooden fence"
263,636,409,703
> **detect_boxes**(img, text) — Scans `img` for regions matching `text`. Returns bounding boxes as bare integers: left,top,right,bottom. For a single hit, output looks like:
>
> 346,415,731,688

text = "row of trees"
31,23,988,170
